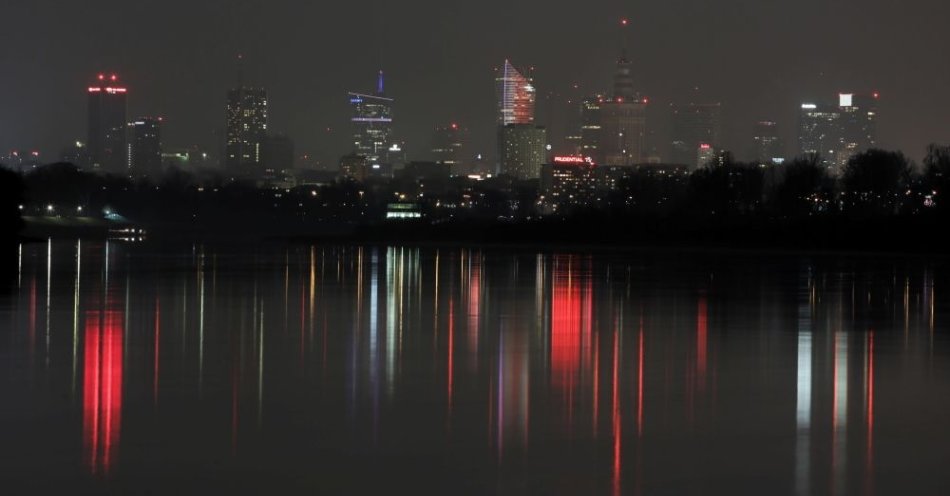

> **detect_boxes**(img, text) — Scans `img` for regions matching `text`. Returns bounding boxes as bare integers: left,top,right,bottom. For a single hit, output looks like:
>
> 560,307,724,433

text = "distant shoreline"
14,214,949,257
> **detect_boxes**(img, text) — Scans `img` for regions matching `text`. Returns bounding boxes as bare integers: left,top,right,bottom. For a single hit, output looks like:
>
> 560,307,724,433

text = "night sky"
3,0,948,166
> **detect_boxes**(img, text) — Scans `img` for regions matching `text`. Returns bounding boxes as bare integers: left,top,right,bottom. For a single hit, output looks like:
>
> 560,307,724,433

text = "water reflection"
1,243,948,494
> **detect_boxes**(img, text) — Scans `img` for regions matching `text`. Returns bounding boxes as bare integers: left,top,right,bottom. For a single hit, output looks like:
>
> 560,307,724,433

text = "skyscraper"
349,71,394,166
752,121,783,164
500,124,547,180
579,96,604,163
128,117,163,177
87,74,128,174
496,60,536,126
799,93,878,174
225,86,268,173
671,103,722,168
431,123,465,168
598,55,647,166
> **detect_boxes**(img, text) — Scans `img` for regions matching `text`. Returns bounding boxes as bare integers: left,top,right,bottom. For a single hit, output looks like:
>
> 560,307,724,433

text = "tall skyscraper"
128,117,163,177
225,87,268,172
752,120,783,164
496,60,536,126
349,71,394,166
599,55,647,165
579,96,604,163
87,74,128,174
799,92,878,174
671,103,722,168
431,123,465,168
500,124,547,180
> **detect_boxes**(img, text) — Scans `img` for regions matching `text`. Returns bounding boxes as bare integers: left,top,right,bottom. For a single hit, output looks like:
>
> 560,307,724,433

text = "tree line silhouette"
3,144,950,249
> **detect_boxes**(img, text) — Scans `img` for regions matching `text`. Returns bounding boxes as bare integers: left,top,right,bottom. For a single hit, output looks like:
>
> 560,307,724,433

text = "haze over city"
3,0,950,166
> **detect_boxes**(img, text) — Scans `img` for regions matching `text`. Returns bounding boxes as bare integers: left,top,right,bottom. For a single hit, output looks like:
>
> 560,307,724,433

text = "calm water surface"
2,241,950,495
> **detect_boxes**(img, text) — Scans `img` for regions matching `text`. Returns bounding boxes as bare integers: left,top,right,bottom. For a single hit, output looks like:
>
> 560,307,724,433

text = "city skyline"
3,1,949,167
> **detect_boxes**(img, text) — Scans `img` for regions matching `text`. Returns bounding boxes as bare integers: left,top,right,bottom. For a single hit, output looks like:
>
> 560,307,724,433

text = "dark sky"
3,0,949,166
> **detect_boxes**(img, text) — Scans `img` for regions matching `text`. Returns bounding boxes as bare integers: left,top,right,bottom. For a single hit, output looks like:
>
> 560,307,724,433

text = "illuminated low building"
385,202,423,220
540,156,599,212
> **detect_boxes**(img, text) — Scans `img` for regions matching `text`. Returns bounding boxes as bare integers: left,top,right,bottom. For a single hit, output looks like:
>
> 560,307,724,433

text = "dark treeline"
5,144,950,250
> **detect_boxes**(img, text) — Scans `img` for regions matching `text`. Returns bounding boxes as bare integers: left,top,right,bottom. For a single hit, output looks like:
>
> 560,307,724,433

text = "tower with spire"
347,70,395,167
598,18,648,165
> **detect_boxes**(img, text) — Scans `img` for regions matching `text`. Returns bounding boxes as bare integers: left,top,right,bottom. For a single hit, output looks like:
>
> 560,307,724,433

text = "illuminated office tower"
431,123,466,168
127,117,163,177
752,120,783,164
500,124,547,180
578,96,604,163
496,60,536,125
671,103,722,168
799,93,878,174
87,74,128,174
225,86,268,172
349,71,394,166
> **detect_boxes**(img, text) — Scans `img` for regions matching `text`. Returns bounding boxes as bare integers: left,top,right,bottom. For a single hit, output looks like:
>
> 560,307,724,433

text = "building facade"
225,87,268,173
496,60,536,126
500,124,547,180
671,103,722,168
799,93,878,174
87,74,128,174
752,120,783,164
128,117,163,177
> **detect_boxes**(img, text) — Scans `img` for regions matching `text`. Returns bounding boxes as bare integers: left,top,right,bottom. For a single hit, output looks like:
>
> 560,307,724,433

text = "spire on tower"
377,70,385,96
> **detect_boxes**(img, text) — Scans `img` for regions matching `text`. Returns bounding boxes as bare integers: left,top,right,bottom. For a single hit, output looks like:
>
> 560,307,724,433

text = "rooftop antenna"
377,70,385,96
619,18,630,61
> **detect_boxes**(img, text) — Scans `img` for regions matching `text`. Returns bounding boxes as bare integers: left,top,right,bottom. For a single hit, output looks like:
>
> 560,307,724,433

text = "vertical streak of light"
434,251,440,340
309,247,316,347
497,329,504,460
593,332,600,436
199,250,205,392
72,240,81,398
45,238,51,368
696,296,707,391
795,306,812,496
259,302,265,426
447,298,455,419
612,326,622,496
17,243,22,289
866,331,874,485
386,248,397,397
832,331,848,496
637,324,644,438
154,296,161,405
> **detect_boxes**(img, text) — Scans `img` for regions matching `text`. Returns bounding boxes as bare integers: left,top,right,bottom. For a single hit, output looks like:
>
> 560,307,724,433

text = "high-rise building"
349,71,394,166
128,117,163,177
799,93,878,174
500,124,547,180
598,51,647,166
87,74,128,174
496,60,536,126
579,96,604,164
225,86,268,173
431,123,465,169
752,121,783,164
671,103,722,168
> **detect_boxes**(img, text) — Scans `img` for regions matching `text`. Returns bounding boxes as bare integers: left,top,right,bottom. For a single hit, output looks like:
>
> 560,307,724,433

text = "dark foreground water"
2,241,950,495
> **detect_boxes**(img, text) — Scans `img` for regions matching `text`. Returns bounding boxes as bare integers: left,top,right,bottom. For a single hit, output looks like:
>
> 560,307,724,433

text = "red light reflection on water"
82,308,124,476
